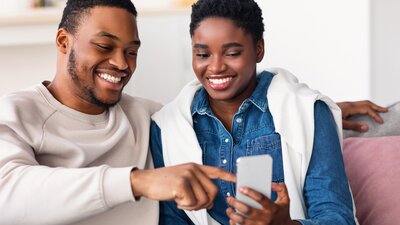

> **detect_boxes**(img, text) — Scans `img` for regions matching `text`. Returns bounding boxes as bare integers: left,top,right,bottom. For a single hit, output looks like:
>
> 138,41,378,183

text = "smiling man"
48,5,140,114
0,1,235,225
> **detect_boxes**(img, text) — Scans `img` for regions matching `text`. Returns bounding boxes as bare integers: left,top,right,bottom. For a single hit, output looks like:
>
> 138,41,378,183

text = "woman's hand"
226,183,300,225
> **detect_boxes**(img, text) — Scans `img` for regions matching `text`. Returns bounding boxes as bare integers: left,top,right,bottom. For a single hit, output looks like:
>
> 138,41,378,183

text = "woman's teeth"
98,73,121,83
209,77,232,84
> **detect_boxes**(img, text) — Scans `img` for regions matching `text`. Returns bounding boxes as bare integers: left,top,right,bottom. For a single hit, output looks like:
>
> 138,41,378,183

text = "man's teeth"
98,73,121,83
209,77,232,85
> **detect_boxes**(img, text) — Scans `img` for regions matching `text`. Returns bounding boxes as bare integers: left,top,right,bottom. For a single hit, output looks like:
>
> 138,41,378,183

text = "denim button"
222,159,227,164
226,192,231,197
236,117,243,123
224,138,229,143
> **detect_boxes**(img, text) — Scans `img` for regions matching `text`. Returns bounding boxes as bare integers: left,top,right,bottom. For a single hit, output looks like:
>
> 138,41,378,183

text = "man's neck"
46,79,106,115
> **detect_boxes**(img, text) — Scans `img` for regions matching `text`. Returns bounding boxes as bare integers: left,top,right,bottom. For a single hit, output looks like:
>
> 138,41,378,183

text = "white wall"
0,44,56,94
1,1,399,106
258,0,371,103
370,0,400,106
125,12,194,104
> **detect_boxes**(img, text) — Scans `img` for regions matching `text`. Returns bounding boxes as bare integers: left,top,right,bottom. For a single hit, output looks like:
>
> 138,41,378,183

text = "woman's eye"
196,53,209,58
226,51,240,57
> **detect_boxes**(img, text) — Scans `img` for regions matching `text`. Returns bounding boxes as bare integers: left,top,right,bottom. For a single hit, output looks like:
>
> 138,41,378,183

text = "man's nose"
109,51,128,70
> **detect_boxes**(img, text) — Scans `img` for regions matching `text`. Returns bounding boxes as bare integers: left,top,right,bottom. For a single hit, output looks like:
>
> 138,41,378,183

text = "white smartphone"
236,154,273,209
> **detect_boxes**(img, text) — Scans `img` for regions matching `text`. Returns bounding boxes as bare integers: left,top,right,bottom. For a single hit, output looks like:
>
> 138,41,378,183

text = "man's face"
191,17,264,104
64,6,140,110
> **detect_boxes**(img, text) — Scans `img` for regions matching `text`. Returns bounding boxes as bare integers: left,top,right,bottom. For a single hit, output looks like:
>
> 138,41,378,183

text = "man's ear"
256,38,265,63
56,28,70,54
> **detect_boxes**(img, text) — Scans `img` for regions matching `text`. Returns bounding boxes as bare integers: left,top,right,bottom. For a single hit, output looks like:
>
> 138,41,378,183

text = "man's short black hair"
190,0,264,45
58,0,137,35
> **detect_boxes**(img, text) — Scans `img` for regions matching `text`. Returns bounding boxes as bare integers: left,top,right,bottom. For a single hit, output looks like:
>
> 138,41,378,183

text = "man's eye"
128,51,137,56
96,44,112,51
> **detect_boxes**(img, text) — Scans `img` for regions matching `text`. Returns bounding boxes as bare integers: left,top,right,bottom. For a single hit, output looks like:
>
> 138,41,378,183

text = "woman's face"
191,17,264,104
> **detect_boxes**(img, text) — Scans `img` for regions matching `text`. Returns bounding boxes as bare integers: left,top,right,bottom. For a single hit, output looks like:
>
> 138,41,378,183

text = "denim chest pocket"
246,133,284,183
246,133,281,155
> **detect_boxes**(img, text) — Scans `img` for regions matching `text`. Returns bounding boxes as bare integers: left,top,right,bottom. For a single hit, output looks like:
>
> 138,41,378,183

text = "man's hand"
226,183,300,225
130,163,236,210
337,100,388,132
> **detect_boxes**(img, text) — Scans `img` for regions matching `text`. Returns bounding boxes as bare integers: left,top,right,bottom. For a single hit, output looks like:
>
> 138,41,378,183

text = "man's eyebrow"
193,43,208,49
95,31,141,46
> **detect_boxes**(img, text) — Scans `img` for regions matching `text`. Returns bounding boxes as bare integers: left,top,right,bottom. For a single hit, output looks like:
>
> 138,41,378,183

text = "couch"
342,102,400,225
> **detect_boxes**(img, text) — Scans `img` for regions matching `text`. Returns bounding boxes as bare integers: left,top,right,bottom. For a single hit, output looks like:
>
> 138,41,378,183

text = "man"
0,1,235,225
338,100,387,132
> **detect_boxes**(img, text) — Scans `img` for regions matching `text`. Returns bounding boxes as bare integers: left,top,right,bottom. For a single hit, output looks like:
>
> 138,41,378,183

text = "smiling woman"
191,17,263,131
150,0,358,224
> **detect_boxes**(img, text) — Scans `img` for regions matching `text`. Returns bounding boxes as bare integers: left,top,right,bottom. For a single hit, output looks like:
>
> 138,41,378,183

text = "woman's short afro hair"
190,0,264,44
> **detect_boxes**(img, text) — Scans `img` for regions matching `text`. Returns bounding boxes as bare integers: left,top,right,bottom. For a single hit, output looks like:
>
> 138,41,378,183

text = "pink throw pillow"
343,136,400,225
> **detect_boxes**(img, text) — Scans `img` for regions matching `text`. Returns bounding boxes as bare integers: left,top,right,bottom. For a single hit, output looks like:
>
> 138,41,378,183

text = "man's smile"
97,72,125,84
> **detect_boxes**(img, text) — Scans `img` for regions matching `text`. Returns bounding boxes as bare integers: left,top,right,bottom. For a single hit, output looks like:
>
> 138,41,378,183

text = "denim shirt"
150,72,355,225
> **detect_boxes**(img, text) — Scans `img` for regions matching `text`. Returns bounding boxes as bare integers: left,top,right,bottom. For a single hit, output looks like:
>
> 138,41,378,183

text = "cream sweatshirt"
0,83,161,225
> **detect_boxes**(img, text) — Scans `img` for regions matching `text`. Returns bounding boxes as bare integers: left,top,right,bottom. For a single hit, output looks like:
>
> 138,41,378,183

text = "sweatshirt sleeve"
0,123,135,225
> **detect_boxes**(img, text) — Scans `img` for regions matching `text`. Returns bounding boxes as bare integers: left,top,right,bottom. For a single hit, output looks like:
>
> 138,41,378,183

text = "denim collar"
191,71,274,116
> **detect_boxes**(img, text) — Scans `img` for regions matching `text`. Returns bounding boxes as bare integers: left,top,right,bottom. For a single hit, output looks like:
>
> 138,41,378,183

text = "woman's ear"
256,38,265,63
56,29,70,54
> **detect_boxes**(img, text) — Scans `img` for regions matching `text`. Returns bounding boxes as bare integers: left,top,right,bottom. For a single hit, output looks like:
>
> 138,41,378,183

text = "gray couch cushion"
343,101,400,138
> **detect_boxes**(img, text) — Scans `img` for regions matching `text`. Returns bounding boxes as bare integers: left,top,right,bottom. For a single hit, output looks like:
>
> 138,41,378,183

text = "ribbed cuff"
102,167,136,208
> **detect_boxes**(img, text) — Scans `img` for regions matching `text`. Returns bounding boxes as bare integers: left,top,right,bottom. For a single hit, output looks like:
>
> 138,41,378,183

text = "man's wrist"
130,168,144,199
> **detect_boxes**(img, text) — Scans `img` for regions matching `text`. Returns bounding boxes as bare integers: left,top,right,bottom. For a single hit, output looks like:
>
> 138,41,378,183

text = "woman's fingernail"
239,187,247,193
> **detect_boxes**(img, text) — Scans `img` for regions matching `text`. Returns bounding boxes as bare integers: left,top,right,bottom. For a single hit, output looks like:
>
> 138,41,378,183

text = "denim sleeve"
297,101,356,225
150,121,195,225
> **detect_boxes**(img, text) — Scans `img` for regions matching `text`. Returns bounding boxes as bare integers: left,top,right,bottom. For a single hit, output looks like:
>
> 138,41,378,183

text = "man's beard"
67,49,120,109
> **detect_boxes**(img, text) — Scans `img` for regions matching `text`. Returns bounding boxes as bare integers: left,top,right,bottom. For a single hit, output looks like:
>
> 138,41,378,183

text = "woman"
150,0,358,224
